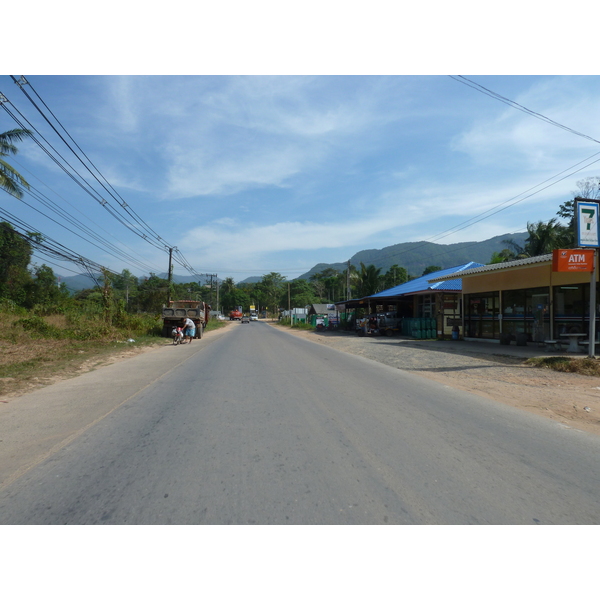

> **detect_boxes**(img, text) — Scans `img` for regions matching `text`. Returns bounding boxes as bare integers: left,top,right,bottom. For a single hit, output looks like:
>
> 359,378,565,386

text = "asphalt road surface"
2,321,600,524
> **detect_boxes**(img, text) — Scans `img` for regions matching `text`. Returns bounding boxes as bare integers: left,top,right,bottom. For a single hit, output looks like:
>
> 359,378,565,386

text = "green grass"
275,318,315,330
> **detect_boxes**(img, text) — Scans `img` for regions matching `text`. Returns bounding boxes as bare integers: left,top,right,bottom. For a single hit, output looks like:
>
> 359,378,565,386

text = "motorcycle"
171,326,184,345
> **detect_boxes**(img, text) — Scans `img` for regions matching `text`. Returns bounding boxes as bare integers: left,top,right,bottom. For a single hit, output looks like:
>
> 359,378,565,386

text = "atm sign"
552,249,595,272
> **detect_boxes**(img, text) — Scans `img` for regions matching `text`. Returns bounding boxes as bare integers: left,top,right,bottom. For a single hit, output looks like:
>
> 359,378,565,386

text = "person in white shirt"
182,317,196,343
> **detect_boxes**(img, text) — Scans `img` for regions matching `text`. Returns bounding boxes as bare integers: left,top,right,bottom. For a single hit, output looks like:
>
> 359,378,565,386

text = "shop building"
429,253,600,343
336,262,483,337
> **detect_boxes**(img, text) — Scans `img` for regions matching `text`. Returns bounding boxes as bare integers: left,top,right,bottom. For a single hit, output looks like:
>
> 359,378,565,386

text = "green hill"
297,232,528,280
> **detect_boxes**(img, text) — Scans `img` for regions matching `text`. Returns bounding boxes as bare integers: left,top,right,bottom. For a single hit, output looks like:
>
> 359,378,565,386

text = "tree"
110,269,139,308
219,277,236,298
310,268,344,302
283,278,319,308
256,272,286,316
136,273,170,313
381,264,408,290
500,218,571,259
24,264,70,309
221,286,251,313
489,248,518,264
0,222,33,302
524,219,570,257
422,265,442,276
355,263,382,298
0,129,32,199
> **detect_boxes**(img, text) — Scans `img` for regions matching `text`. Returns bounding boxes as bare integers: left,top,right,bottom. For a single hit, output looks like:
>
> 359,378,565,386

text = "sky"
3,74,600,285
3,3,600,289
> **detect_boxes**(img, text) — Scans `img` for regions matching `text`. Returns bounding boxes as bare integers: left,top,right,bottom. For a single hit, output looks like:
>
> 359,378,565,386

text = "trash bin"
451,325,459,340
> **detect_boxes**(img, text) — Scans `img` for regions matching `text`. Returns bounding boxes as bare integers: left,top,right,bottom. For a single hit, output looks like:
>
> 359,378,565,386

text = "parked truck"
162,300,211,339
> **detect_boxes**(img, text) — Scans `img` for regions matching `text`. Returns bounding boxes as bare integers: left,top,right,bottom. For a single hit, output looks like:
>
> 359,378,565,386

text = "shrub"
0,298,27,316
13,316,63,339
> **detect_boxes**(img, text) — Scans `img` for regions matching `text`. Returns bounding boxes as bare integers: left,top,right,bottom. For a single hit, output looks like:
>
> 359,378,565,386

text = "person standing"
182,317,196,343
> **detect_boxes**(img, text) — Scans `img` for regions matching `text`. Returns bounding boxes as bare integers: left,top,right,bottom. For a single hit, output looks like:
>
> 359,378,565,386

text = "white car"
250,314,258,321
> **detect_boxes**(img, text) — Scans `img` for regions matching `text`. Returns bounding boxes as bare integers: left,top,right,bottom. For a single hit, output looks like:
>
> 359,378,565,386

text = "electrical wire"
449,75,600,145
3,78,204,278
9,154,166,274
11,76,170,249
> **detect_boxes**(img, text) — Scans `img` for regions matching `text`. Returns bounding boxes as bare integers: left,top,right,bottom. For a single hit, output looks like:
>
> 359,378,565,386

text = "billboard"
576,200,600,247
552,249,595,272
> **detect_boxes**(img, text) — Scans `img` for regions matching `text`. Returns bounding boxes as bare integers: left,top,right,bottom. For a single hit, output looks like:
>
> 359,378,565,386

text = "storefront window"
501,287,549,342
554,284,586,335
465,292,499,338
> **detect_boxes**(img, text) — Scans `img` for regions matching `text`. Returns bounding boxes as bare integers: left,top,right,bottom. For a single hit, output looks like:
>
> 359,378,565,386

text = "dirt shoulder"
270,323,600,437
0,322,231,403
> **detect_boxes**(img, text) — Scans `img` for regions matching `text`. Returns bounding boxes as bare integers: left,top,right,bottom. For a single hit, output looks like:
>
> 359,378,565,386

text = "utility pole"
167,247,174,305
347,260,351,301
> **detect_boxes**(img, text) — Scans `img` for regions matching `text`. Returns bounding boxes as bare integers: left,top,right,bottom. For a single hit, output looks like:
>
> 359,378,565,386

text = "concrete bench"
578,340,597,353
544,340,564,352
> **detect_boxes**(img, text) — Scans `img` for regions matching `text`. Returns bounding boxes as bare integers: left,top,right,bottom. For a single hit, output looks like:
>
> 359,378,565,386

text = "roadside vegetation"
526,356,600,377
275,317,314,331
0,300,226,398
0,213,225,398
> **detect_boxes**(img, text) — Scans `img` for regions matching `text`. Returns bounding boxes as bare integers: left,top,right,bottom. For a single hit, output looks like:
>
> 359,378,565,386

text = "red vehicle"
229,308,243,321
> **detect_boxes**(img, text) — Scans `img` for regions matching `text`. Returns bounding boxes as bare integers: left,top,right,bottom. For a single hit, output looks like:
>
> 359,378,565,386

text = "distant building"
336,262,483,338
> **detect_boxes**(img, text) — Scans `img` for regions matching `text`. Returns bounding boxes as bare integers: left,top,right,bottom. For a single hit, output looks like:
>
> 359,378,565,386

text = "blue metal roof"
369,262,484,299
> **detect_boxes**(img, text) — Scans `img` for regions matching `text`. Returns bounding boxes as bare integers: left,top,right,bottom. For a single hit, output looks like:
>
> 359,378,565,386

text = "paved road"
1,321,600,524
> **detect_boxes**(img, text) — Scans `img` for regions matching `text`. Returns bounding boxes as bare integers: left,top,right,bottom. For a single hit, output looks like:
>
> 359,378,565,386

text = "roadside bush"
527,356,600,377
13,316,64,339
0,298,27,316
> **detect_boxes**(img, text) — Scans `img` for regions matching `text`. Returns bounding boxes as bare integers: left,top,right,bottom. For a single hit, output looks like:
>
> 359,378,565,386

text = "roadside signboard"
552,249,595,272
576,200,600,247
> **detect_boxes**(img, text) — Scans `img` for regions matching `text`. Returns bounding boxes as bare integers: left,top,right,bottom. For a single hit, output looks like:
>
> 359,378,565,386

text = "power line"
3,76,205,279
449,75,600,145
0,209,118,283
11,76,169,249
0,99,168,253
9,155,166,274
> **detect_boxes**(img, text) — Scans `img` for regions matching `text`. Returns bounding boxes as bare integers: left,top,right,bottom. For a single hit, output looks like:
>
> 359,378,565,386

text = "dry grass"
0,311,227,399
526,356,600,376
0,311,162,398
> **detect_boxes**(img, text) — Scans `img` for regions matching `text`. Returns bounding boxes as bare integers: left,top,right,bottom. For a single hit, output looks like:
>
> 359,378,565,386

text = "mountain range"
294,232,528,281
58,272,217,293
58,232,528,291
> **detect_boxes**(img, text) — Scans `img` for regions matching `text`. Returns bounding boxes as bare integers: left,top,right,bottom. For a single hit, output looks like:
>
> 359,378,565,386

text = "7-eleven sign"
576,200,600,247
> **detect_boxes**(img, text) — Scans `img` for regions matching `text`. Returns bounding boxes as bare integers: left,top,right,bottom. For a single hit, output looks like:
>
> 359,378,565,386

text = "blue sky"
3,74,600,283
0,74,600,281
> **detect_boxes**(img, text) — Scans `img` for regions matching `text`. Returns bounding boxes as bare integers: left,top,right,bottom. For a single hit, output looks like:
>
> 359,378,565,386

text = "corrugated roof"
428,254,552,281
368,262,484,299
308,303,337,313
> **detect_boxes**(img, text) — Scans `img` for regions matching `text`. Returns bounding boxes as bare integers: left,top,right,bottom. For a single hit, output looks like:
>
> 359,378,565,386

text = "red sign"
552,249,595,272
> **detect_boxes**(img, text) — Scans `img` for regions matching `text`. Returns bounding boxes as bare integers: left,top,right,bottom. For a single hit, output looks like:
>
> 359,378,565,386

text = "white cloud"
451,77,600,171
95,76,416,200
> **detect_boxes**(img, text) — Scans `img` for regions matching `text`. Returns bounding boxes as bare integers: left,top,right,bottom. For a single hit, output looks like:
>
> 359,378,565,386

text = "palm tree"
356,262,382,298
524,219,570,256
0,129,32,199
502,219,571,259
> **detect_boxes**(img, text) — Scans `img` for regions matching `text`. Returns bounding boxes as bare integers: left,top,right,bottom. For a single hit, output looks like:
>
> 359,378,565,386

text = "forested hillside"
298,232,529,281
